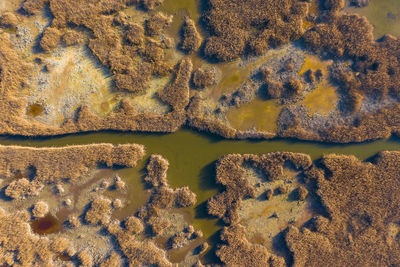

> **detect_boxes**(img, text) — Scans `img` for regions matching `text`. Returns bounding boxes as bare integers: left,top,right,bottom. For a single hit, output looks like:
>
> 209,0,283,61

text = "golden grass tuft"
32,201,49,218
0,12,18,29
40,27,61,52
85,197,112,225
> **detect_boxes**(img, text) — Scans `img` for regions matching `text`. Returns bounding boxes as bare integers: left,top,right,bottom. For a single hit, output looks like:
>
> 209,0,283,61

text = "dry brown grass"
208,150,400,266
0,12,192,136
103,154,199,266
179,16,202,54
191,68,216,89
21,0,174,96
286,151,400,266
85,197,112,225
40,27,61,52
99,251,122,267
32,201,49,218
5,179,43,200
124,216,144,234
203,0,309,61
217,224,285,267
0,12,18,29
0,143,145,184
124,23,144,45
0,146,202,266
0,0,396,143
280,104,400,143
139,154,196,219
144,12,172,36
0,208,55,266
304,2,400,104
140,0,164,10
158,58,193,111
21,0,49,15
61,30,84,46
144,154,169,187
77,248,93,267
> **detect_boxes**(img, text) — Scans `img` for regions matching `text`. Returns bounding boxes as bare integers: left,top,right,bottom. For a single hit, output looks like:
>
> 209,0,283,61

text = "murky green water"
160,0,200,23
1,129,400,241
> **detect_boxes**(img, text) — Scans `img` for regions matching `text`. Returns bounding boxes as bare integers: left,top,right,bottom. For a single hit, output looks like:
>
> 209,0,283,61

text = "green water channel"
1,129,400,241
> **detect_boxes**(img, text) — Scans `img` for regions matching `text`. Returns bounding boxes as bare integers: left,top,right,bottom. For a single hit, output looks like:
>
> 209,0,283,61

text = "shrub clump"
144,154,169,187
140,0,164,10
0,209,54,266
174,186,197,208
158,58,193,110
32,201,49,218
124,216,144,234
293,185,308,201
0,12,18,29
51,237,71,254
21,0,48,15
78,249,93,267
40,27,61,52
5,179,43,200
124,23,144,45
217,224,285,267
85,197,112,225
192,68,217,89
168,226,200,249
99,252,121,267
179,16,202,54
144,12,172,37
149,217,171,236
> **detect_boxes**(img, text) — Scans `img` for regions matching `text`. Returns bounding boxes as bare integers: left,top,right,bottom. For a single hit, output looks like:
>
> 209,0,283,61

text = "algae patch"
299,55,338,115
227,99,283,133
27,103,44,117
303,80,338,115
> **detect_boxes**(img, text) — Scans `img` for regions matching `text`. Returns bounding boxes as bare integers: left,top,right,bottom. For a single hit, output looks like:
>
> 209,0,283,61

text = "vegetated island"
208,150,400,266
0,0,396,143
0,144,399,266
0,144,208,266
